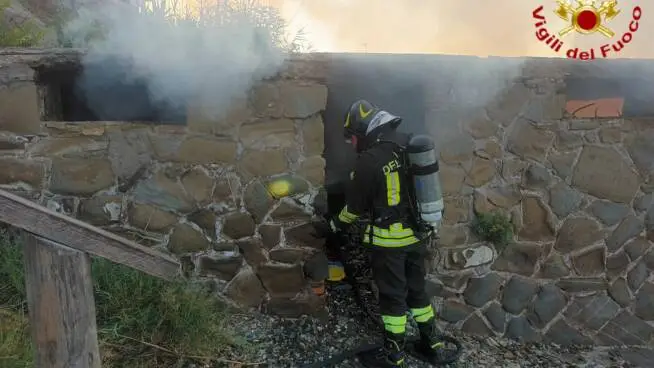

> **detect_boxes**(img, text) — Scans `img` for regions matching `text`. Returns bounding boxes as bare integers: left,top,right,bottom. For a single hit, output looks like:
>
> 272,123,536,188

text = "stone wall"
2,49,654,346
417,58,654,347
0,49,331,317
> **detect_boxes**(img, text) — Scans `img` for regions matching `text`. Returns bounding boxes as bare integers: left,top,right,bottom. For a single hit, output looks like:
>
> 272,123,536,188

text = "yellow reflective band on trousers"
411,305,435,323
338,205,359,224
362,222,420,248
382,314,407,334
385,171,401,206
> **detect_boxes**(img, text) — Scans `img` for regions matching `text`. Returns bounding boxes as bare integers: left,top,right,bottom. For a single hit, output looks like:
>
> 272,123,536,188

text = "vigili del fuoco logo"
532,0,642,60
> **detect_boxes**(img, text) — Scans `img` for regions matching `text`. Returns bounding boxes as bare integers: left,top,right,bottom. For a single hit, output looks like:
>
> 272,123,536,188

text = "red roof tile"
565,98,624,118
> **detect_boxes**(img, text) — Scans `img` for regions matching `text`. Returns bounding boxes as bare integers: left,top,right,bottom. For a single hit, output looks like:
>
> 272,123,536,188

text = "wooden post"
22,233,101,368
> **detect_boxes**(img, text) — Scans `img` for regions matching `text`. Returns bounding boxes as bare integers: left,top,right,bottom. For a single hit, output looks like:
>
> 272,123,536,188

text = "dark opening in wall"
565,76,654,118
34,58,186,123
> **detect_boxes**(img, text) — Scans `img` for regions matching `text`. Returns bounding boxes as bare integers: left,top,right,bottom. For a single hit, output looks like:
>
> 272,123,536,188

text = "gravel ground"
226,285,653,368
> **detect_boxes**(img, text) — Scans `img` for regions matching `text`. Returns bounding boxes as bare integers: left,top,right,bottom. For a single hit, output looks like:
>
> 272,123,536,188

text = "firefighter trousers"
369,240,435,335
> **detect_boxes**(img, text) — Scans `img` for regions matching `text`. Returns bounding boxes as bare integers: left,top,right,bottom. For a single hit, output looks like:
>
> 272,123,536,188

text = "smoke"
61,1,289,121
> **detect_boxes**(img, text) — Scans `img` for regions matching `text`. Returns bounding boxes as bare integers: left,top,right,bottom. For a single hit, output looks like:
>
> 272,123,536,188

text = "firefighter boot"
415,318,447,363
358,331,406,368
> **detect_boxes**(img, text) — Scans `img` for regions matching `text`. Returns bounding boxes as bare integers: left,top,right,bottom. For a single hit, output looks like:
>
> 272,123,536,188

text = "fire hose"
300,223,463,368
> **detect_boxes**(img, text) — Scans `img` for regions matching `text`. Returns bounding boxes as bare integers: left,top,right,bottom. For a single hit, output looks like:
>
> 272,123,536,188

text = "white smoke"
61,0,291,121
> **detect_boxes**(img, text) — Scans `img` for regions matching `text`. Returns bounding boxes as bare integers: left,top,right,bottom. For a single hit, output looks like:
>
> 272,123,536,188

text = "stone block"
269,248,310,264
302,115,324,156
572,146,639,204
212,176,239,207
106,129,152,183
492,242,543,276
225,267,266,308
440,164,466,196
29,136,108,158
279,82,328,118
549,183,582,218
199,255,243,280
519,196,555,241
548,151,577,180
271,200,311,222
608,277,632,307
486,83,530,126
285,223,325,249
0,83,41,134
634,282,654,321
180,168,214,206
599,127,622,143
606,215,644,252
239,149,288,179
128,203,178,232
501,276,538,315
483,302,507,333
187,95,252,135
187,209,218,238
464,157,496,187
175,136,237,165
49,158,115,195
556,277,607,293
505,316,541,343
555,217,603,254
437,225,467,248
588,200,630,227
597,311,654,345
555,130,583,151
240,119,295,150
0,131,27,150
0,158,45,188
627,261,648,292
259,224,281,249
564,294,620,331
257,262,306,296
463,273,503,308
506,119,554,162
168,223,211,254
133,171,196,213
527,284,566,328
223,212,256,240
297,155,325,186
243,180,274,223
485,185,521,209
625,129,654,179
501,158,528,183
465,114,498,139
624,238,651,261
572,247,605,276
461,313,493,336
439,300,474,323
236,238,267,267
606,251,630,278
78,195,122,226
537,252,571,279
544,319,593,346
440,135,474,164
443,196,471,225
148,130,185,161
522,163,552,190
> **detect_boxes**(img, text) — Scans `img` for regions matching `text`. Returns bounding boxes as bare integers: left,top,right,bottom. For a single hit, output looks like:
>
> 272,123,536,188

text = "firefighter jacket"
337,134,421,248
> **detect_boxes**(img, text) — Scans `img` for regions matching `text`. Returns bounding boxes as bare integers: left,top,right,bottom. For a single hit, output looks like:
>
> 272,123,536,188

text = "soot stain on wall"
35,57,186,123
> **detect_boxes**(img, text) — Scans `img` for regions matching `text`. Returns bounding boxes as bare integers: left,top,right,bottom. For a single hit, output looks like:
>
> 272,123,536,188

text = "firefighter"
330,100,445,367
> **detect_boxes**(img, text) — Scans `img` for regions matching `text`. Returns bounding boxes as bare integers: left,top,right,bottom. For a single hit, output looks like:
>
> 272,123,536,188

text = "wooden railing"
0,189,181,368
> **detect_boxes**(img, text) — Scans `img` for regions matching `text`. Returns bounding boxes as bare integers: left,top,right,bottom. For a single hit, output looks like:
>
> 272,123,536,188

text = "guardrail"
0,189,180,368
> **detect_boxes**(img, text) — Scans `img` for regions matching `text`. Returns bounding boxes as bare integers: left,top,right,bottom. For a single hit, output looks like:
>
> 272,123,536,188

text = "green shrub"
471,211,514,251
0,0,45,47
0,229,252,367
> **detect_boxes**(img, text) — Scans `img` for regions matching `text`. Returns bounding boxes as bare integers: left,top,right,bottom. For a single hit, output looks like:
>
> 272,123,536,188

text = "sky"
263,0,651,58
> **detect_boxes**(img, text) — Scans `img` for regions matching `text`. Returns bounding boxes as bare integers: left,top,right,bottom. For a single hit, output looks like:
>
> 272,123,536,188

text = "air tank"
406,134,444,229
